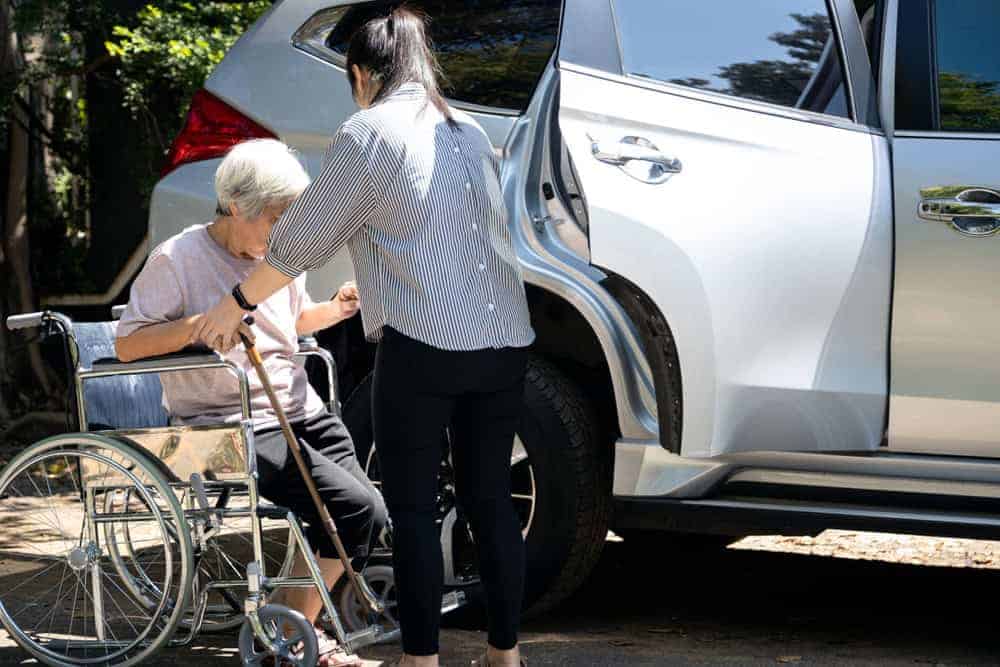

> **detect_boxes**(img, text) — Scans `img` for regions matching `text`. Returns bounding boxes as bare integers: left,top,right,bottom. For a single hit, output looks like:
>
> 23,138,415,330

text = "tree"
938,71,1000,131
2,0,61,419
0,1,268,429
106,1,270,159
670,12,833,109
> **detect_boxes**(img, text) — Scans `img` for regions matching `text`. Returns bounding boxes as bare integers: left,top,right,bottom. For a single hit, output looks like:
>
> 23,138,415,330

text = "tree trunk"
1,0,56,411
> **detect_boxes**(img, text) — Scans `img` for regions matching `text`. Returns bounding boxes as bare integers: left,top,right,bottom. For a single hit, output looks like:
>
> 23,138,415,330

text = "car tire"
340,354,610,615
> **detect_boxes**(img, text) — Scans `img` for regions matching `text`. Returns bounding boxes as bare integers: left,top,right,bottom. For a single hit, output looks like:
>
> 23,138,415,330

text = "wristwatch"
231,284,257,312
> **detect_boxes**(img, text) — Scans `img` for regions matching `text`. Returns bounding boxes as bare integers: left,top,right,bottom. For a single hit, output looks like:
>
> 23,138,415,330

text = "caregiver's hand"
194,262,295,351
192,294,246,353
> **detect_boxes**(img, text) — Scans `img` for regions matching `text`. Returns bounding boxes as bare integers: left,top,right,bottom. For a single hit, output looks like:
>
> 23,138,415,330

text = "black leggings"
373,327,528,656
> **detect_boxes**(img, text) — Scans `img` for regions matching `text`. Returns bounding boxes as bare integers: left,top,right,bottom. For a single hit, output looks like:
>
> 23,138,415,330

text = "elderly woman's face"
237,203,286,260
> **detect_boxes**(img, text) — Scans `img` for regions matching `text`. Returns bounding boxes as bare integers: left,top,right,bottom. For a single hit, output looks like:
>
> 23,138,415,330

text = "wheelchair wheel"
0,433,194,666
104,485,296,634
238,603,318,667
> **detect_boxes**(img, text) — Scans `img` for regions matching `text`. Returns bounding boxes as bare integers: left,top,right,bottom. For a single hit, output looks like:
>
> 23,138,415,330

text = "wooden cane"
238,317,381,616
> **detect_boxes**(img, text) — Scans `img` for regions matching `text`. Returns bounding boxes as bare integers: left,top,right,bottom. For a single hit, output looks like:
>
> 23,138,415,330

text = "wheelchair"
0,309,460,666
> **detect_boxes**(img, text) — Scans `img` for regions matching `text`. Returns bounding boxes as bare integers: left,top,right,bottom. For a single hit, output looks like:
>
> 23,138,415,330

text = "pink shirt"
117,224,324,429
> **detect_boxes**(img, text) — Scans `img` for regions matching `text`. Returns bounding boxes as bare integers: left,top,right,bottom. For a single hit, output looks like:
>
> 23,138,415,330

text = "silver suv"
150,0,1000,612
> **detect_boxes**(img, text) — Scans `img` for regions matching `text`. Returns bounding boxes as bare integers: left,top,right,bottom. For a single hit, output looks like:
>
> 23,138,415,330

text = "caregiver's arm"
192,263,292,352
195,125,375,349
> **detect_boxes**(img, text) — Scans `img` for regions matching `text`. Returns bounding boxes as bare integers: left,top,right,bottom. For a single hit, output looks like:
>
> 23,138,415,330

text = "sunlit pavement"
4,530,1000,665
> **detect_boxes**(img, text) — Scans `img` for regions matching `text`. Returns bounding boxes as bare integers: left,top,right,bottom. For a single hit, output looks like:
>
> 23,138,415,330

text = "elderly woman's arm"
117,317,255,362
296,282,359,335
115,317,202,362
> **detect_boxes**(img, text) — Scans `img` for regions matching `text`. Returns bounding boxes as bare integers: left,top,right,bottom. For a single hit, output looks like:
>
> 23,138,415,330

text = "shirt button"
465,182,472,190
472,223,478,231
478,263,485,271
488,303,495,311
454,146,460,153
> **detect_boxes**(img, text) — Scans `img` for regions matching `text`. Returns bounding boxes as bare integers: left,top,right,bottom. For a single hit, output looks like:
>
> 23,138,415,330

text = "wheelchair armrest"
298,335,320,351
293,338,339,415
89,346,223,374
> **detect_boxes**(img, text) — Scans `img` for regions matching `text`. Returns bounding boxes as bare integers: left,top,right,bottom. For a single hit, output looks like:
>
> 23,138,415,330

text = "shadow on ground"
3,533,1000,665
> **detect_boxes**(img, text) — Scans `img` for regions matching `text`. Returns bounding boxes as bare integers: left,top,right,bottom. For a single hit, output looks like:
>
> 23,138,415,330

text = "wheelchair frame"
0,310,393,666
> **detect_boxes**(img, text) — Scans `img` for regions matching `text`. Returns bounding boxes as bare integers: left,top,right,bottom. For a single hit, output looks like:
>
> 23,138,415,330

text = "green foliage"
938,72,1000,132
106,1,269,144
3,1,269,297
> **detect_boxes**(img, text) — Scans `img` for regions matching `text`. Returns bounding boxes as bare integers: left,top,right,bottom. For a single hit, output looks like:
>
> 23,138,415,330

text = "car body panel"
889,135,1000,458
558,65,892,458
503,63,660,444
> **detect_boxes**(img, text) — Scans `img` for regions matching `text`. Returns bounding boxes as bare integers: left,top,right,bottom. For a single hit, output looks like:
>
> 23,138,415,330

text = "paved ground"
4,529,1000,665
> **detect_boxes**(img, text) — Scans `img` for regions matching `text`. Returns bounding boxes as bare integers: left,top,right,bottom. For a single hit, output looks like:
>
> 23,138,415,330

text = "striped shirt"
267,82,535,351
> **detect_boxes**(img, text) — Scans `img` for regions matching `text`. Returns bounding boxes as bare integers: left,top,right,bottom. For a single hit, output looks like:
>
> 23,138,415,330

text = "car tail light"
161,90,276,177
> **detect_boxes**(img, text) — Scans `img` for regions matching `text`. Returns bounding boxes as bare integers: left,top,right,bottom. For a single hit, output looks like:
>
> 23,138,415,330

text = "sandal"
314,628,363,667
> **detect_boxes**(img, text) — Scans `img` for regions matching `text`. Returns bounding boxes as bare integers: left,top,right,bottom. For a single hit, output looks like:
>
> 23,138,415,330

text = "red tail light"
161,90,277,177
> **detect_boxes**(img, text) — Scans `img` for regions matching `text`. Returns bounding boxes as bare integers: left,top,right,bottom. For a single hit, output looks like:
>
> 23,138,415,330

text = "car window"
323,0,560,112
610,0,851,119
934,0,1000,132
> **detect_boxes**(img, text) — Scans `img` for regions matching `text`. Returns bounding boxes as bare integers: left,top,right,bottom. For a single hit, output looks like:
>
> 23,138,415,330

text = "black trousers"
255,411,388,560
373,326,528,656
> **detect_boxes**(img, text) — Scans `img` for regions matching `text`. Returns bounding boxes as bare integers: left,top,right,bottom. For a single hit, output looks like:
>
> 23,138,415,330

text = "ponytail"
346,5,455,125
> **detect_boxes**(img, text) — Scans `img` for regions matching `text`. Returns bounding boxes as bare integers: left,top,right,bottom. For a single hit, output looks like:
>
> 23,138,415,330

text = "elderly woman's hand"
192,294,246,353
333,281,360,320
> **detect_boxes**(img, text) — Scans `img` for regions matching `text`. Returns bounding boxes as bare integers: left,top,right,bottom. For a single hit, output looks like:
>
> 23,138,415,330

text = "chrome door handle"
918,187,1000,237
590,135,681,184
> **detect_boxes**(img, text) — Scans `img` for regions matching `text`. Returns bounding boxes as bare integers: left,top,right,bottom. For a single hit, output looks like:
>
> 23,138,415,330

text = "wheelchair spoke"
4,483,68,539
1,442,194,665
4,560,64,598
41,564,73,634
99,568,144,638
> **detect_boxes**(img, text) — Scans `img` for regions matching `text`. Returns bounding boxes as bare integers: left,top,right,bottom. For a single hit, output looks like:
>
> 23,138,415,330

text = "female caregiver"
195,6,535,667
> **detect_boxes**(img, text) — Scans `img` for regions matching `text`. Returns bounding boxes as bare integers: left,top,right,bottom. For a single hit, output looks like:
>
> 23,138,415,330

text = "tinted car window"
611,0,851,118
326,0,560,112
934,0,1000,132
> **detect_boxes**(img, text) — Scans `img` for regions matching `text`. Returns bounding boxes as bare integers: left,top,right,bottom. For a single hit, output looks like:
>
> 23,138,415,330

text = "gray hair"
214,139,310,219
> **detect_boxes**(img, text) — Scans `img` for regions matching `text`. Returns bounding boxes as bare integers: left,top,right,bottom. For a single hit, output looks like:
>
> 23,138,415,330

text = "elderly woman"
115,138,385,667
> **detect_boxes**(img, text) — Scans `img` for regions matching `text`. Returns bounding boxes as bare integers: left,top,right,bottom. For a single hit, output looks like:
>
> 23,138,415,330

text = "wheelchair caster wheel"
239,603,318,666
338,564,399,635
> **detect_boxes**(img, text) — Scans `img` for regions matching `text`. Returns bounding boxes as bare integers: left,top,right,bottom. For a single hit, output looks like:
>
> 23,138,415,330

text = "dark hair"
345,5,454,123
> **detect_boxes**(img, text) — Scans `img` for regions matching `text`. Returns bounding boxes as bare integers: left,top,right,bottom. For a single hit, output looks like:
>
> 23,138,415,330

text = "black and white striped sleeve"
266,128,376,278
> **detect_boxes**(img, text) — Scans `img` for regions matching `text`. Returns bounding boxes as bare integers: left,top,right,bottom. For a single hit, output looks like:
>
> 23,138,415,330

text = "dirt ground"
3,529,1000,666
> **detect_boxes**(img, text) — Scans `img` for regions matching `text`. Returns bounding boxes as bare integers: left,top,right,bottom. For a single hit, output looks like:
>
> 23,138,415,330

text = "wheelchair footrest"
257,503,293,520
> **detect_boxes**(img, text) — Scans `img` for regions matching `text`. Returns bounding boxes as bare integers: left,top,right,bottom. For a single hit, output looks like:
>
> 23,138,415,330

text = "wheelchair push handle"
6,311,45,331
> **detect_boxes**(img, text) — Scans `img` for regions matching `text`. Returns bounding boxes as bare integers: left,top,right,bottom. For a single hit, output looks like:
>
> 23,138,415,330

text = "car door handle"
919,187,1000,237
590,135,681,184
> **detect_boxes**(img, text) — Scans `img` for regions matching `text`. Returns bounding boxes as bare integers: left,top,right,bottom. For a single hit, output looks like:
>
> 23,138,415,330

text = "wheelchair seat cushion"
74,321,170,430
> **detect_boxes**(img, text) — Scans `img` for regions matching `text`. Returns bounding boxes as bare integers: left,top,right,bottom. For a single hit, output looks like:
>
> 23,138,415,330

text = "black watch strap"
231,284,257,312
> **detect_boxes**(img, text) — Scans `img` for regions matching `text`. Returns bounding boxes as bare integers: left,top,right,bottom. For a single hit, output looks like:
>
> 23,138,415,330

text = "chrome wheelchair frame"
0,310,395,667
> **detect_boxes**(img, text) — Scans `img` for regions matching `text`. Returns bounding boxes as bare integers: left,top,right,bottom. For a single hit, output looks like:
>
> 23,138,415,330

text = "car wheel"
340,354,610,615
